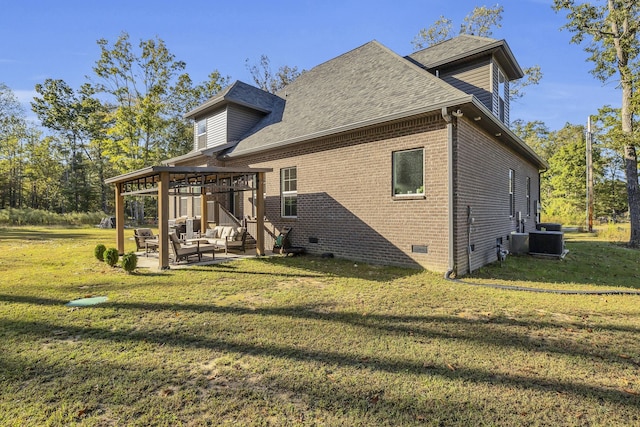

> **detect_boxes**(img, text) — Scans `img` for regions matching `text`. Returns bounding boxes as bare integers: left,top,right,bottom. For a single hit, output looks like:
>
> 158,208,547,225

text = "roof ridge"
411,33,501,55
373,40,469,98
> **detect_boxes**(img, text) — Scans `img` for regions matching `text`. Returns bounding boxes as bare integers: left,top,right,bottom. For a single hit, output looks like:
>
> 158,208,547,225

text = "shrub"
121,252,138,274
103,248,119,267
0,208,106,226
94,244,107,261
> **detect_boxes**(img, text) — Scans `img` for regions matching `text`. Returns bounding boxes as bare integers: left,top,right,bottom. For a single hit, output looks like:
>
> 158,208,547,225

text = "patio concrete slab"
135,248,267,270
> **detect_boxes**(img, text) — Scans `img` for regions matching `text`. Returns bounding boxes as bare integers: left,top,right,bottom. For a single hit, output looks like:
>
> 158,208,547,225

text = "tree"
93,33,229,173
246,54,302,94
0,83,27,208
594,106,632,219
32,80,106,212
411,16,453,49
92,32,229,221
411,4,541,101
412,4,503,50
544,124,596,223
553,0,640,246
460,4,504,37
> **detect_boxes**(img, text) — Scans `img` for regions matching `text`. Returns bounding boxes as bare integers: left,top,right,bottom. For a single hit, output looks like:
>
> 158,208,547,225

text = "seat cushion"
136,228,153,237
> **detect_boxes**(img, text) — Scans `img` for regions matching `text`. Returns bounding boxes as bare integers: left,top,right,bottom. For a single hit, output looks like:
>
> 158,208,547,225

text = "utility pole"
586,116,594,232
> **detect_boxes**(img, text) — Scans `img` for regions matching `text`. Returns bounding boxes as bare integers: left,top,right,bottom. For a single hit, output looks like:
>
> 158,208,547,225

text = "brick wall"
225,113,451,270
454,117,541,274
170,112,541,274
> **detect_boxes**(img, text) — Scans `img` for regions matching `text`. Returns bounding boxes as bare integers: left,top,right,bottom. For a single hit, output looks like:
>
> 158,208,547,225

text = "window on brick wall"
509,169,516,217
281,167,297,218
393,148,424,196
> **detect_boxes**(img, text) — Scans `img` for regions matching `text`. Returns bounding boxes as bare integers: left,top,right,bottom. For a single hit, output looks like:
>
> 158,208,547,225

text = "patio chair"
272,226,305,256
169,232,200,263
134,228,158,254
225,227,247,254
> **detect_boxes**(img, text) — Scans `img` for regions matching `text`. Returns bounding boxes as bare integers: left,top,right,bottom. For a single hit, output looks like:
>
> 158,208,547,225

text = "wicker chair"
168,232,216,263
134,228,158,254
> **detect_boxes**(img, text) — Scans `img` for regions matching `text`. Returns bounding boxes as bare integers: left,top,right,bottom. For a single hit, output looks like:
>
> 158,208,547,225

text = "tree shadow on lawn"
0,346,526,426
3,292,640,369
2,310,639,417
0,227,90,241
191,255,425,283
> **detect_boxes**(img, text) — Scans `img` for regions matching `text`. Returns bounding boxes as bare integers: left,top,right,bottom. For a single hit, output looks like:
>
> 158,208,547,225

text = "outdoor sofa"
204,225,247,254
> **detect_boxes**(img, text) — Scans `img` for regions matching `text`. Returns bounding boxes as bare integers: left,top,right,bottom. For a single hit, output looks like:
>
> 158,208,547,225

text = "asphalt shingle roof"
227,40,471,158
408,35,522,80
184,80,283,119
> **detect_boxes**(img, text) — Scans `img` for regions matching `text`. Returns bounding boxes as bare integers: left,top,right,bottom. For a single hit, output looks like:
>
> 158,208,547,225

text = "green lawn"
1,226,639,426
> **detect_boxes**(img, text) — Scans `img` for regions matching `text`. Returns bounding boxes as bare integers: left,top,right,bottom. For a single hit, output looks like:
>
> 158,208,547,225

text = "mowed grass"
0,226,639,426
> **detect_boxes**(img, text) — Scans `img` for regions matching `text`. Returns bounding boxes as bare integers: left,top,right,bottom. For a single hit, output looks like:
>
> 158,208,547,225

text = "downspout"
442,107,456,279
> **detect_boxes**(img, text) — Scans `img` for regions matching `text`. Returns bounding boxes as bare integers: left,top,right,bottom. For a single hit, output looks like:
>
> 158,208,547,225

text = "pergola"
105,165,272,269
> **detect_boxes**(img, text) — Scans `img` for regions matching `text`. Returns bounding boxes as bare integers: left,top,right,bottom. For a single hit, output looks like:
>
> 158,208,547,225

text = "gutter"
442,107,456,279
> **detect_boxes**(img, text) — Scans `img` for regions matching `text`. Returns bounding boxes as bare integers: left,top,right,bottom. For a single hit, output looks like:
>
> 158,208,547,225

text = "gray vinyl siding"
207,108,227,148
227,104,264,141
441,59,492,110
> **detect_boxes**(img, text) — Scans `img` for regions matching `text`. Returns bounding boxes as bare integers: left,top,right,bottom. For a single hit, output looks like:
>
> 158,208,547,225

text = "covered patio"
105,165,272,269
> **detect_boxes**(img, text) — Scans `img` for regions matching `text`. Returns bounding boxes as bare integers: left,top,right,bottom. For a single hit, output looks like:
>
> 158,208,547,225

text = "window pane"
281,167,298,217
283,195,297,217
197,119,206,135
393,149,424,195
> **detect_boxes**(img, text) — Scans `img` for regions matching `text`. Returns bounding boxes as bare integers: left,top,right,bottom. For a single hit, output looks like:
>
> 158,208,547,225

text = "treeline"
0,32,229,217
0,33,302,222
513,113,628,225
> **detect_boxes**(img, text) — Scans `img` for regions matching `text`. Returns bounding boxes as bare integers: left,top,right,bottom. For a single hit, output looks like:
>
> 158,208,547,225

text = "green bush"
0,208,105,226
121,252,138,274
103,248,119,267
94,244,107,261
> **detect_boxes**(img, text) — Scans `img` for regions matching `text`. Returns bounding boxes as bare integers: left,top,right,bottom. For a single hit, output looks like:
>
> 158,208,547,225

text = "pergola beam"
105,165,272,269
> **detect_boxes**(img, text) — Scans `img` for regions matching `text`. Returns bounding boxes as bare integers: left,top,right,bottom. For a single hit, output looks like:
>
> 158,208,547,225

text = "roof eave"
162,141,240,165
464,98,547,170
417,39,524,80
224,95,476,159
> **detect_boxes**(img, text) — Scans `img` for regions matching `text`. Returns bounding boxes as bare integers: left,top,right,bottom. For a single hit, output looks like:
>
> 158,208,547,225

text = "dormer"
407,35,523,126
184,81,283,152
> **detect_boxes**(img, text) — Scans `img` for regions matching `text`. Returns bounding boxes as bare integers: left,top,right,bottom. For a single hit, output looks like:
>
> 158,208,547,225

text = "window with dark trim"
281,167,297,218
509,169,515,217
392,148,424,196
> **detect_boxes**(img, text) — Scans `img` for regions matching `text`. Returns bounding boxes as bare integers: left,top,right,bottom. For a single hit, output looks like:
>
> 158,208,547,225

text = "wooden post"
115,183,125,255
255,172,265,256
200,185,208,233
158,171,170,269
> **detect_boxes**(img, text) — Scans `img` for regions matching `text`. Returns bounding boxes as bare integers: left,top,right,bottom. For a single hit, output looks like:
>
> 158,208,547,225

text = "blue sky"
0,0,620,131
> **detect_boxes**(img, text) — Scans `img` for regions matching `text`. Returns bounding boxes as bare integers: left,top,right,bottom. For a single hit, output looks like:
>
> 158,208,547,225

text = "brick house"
164,35,546,275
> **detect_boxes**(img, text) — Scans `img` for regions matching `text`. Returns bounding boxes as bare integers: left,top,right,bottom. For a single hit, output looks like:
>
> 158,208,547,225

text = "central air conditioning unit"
529,230,564,257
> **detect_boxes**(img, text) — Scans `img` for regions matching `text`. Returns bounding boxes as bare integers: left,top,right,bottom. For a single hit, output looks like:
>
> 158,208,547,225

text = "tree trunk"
621,80,640,246
625,144,640,246
612,1,640,247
